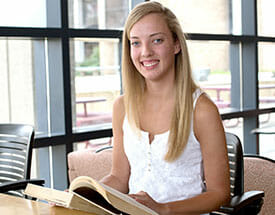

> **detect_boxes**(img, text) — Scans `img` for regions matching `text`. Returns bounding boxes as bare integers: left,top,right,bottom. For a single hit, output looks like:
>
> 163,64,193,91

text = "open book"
24,176,158,215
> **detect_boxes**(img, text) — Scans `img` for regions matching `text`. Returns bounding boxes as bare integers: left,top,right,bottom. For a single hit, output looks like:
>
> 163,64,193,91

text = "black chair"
211,132,264,215
0,123,44,197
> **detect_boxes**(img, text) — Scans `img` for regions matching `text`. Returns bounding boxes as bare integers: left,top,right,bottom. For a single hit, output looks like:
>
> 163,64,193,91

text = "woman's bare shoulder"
113,95,125,112
195,93,220,120
112,95,125,124
193,93,225,141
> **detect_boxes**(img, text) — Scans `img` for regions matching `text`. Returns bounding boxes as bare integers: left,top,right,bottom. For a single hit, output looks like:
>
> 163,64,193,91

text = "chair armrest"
218,190,264,214
95,145,113,153
0,179,45,193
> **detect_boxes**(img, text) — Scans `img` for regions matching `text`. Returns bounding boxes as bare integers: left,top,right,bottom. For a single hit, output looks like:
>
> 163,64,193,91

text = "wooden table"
0,193,95,215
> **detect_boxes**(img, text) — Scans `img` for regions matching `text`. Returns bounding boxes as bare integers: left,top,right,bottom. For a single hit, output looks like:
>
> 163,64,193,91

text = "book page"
100,183,158,215
69,176,159,215
70,191,119,215
72,187,127,215
24,183,118,215
24,183,73,207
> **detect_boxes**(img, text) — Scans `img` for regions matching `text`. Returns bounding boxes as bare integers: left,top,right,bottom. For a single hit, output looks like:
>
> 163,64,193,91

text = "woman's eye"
153,38,163,44
131,41,140,47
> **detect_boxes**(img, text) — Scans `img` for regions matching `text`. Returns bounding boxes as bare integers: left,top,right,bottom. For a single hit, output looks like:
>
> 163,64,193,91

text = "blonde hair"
122,1,198,162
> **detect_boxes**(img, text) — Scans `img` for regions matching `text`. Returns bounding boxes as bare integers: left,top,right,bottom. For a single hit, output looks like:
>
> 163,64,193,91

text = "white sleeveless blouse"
123,89,206,204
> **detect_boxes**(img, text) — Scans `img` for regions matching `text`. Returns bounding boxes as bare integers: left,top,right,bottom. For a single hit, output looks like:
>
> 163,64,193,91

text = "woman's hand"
129,191,168,215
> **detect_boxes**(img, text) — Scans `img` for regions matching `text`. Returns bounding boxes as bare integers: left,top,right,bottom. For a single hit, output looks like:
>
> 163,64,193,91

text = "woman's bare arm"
100,96,130,194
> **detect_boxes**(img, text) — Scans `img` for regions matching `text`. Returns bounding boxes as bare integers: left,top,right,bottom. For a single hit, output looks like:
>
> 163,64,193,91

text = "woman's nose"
141,43,153,57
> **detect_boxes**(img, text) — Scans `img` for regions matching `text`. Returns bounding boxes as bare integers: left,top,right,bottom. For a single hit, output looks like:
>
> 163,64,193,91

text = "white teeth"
143,61,158,67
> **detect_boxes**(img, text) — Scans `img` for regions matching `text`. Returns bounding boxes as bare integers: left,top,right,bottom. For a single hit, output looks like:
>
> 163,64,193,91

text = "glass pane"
187,40,232,109
0,37,65,138
223,117,244,146
154,0,230,34
31,149,39,178
73,137,112,151
0,0,46,27
258,0,275,37
0,38,36,124
258,42,275,109
257,113,275,159
69,0,129,29
71,38,121,131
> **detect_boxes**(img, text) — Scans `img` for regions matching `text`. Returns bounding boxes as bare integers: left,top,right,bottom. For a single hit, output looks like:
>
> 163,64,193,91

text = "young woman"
101,2,230,215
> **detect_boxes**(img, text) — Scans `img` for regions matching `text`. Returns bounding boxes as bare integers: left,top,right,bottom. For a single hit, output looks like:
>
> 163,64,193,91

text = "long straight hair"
122,2,198,162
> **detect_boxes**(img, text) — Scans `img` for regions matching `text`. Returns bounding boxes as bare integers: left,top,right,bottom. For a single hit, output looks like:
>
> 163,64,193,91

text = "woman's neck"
144,73,176,101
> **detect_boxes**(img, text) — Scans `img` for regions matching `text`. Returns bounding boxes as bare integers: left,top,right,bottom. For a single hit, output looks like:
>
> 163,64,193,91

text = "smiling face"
129,13,180,82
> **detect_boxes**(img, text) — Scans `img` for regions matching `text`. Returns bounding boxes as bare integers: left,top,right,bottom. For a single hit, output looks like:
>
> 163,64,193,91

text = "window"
71,38,121,131
0,0,47,27
154,0,230,34
258,113,275,158
69,0,129,29
0,38,36,124
187,40,232,109
258,42,275,109
258,0,275,37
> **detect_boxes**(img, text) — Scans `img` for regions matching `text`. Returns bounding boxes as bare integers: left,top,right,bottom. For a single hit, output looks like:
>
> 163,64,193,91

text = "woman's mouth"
142,60,159,69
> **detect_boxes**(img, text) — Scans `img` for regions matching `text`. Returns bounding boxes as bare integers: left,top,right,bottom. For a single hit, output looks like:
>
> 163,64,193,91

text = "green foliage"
80,46,100,67
75,46,100,76
211,69,230,75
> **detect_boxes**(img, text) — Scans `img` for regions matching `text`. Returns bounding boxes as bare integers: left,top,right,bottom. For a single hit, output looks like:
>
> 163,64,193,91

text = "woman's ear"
174,39,181,54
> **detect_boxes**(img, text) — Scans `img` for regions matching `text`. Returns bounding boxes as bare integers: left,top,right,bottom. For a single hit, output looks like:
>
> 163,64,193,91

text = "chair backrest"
67,147,112,183
0,124,34,188
225,132,244,197
244,155,275,215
